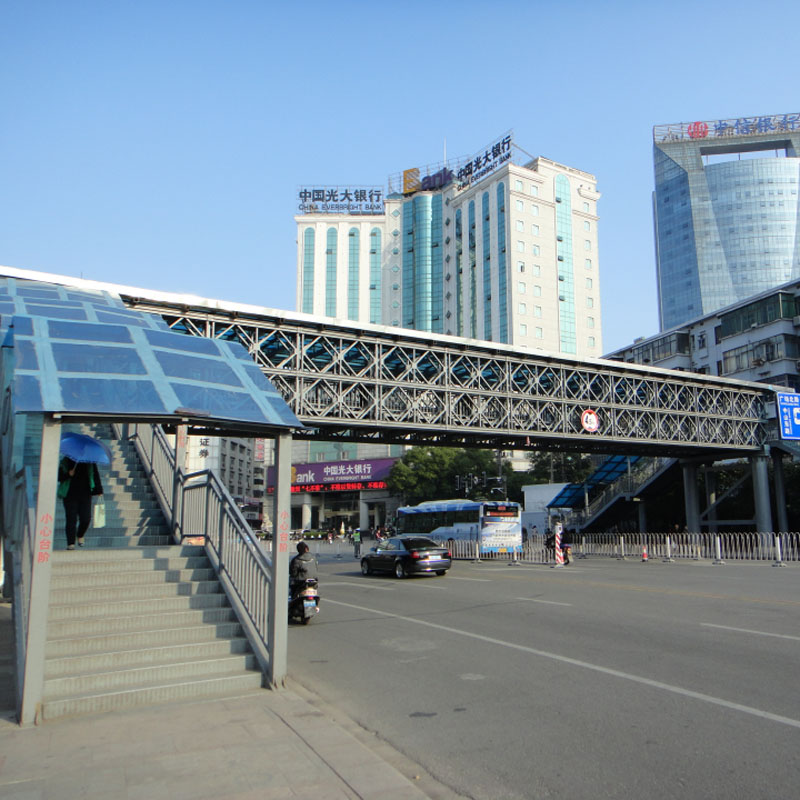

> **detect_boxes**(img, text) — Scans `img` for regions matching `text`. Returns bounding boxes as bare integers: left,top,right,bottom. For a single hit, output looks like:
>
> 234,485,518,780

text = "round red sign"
581,409,600,433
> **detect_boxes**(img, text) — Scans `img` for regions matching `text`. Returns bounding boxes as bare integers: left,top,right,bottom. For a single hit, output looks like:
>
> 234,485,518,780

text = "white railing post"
619,535,626,560
773,534,786,567
663,535,674,562
713,534,725,565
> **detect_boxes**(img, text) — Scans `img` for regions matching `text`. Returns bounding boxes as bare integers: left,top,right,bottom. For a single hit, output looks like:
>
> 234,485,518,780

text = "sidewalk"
0,603,442,800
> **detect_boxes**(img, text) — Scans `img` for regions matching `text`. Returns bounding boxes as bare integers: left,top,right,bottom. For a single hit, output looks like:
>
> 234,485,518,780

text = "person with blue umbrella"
58,433,107,550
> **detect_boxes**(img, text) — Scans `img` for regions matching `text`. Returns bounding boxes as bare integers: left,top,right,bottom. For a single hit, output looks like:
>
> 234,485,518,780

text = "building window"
584,221,591,231
584,240,592,251
516,220,525,232
532,245,540,256
583,202,589,212
532,264,540,276
518,281,526,293
587,297,594,308
325,227,338,317
534,305,542,317
517,261,525,272
518,302,527,315
588,336,596,347
302,227,315,314
531,224,539,236
535,327,543,338
586,278,593,289
519,323,527,336
515,179,523,191
587,316,595,328
530,185,539,197
533,285,542,297
516,199,524,211
517,241,525,252
585,259,592,269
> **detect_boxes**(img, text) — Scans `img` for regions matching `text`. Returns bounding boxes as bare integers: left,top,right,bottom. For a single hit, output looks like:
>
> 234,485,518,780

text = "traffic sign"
580,408,600,433
776,392,800,440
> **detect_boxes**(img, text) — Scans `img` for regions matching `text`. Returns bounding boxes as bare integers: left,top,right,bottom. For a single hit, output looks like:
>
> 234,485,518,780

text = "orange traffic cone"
642,546,649,562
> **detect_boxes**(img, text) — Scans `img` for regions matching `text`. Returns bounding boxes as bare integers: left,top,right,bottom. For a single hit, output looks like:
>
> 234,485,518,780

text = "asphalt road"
288,550,800,800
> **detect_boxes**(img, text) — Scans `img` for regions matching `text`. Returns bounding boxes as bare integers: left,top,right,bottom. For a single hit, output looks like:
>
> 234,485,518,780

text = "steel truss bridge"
121,294,775,458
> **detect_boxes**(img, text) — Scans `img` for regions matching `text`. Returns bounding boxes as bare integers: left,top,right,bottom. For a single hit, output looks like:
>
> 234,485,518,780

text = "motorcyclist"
289,541,318,588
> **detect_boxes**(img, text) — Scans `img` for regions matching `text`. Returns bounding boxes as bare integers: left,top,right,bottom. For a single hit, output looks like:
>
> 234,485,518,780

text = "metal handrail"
120,422,274,675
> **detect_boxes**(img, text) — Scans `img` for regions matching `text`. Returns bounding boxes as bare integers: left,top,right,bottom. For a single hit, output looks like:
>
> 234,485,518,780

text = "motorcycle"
289,578,320,624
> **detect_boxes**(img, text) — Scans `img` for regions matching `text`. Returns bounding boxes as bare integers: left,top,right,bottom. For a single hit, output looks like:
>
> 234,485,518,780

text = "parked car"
360,536,452,578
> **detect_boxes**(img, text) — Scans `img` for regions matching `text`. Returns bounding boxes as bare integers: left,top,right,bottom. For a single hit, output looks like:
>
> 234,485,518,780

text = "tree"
526,451,594,485
387,447,497,506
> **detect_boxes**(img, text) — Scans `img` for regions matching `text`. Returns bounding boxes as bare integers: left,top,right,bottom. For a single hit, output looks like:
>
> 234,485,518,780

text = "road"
287,548,800,800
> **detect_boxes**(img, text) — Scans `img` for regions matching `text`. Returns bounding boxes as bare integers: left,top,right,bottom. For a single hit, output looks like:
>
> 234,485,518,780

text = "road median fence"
433,533,800,565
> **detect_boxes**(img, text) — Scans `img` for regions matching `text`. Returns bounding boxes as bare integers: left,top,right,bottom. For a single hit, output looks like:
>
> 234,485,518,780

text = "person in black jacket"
289,541,318,583
58,457,103,550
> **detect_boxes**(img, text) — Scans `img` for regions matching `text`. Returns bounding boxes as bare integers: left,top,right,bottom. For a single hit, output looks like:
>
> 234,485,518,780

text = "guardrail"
427,532,800,565
122,422,275,678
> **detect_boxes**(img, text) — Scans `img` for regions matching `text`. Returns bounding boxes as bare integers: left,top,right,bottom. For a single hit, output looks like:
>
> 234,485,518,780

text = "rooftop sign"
297,186,384,215
654,113,800,143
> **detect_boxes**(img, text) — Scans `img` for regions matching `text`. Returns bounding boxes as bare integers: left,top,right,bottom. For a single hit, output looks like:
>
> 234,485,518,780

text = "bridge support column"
682,462,701,533
704,467,718,534
751,451,773,534
268,432,292,689
772,449,789,533
636,500,647,534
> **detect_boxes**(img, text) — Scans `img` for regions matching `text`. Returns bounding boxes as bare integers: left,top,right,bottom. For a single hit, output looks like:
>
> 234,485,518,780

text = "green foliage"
526,451,594,485
387,447,497,506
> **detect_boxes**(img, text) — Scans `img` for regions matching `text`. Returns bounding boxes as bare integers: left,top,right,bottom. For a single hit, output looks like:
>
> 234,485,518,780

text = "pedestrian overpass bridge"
115,284,775,459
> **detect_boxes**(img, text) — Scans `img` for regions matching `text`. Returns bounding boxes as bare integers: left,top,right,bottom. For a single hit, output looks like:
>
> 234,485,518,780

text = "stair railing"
119,422,274,679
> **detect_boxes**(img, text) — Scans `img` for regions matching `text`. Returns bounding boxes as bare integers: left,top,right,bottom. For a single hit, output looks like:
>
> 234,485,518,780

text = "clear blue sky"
1,0,796,353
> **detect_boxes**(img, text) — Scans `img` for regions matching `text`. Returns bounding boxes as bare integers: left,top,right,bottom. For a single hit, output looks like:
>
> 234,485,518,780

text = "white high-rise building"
295,133,602,357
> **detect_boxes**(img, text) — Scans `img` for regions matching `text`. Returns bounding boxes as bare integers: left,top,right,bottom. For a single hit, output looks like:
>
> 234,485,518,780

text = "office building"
653,112,800,331
295,132,602,357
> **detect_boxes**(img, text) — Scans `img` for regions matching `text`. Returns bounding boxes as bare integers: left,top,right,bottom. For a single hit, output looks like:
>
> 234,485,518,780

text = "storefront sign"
297,186,384,215
267,457,396,490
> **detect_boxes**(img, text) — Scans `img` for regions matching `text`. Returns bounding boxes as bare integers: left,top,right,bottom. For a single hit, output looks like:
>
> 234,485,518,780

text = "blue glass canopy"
547,455,641,509
0,277,302,434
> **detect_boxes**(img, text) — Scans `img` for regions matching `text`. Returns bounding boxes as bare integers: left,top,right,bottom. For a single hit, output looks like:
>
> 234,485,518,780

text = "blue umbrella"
60,432,112,465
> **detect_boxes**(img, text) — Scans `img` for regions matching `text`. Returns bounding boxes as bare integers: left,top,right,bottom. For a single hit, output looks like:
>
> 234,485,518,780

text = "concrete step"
50,565,217,590
49,592,230,622
51,545,205,564
50,579,223,605
43,652,258,698
40,674,265,721
45,620,246,658
44,636,252,677
48,606,238,638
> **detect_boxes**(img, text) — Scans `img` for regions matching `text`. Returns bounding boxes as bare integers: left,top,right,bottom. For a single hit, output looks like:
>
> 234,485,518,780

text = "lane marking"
517,597,572,607
701,623,800,642
326,581,395,591
448,576,492,583
326,598,800,731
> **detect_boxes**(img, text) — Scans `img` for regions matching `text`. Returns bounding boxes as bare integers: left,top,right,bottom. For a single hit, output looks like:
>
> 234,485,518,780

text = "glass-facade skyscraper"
653,112,800,330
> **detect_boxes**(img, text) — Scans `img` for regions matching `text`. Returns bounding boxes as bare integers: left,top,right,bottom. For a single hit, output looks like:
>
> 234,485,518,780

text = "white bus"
396,499,523,555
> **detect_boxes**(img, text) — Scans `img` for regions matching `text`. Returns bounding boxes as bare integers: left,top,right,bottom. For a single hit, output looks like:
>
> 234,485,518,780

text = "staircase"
38,423,265,721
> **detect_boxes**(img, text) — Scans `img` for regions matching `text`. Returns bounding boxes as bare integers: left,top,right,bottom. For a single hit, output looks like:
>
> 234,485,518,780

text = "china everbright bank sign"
266,458,395,494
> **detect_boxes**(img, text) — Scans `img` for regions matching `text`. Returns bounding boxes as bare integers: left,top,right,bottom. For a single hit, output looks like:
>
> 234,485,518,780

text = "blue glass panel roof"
0,276,302,433
547,455,643,509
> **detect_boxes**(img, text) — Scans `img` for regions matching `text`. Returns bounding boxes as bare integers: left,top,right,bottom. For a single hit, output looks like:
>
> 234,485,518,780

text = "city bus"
396,499,523,555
